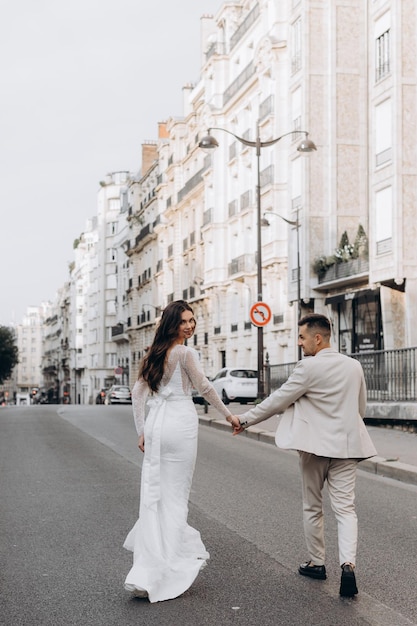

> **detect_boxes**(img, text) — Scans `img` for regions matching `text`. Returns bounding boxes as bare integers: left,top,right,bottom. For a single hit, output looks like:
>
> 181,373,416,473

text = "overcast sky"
0,0,220,325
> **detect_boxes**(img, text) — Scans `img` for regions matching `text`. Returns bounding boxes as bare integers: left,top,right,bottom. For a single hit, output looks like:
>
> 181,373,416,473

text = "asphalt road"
1,405,416,626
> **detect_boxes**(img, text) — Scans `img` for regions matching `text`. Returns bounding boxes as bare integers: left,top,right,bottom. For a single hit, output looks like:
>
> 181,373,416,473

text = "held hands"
227,415,244,435
138,434,145,453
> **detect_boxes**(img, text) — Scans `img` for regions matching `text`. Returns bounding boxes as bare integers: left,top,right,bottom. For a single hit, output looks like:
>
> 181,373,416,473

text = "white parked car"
210,368,258,404
105,385,132,405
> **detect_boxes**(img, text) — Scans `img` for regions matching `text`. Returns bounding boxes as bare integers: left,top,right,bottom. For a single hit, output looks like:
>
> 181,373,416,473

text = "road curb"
199,416,417,487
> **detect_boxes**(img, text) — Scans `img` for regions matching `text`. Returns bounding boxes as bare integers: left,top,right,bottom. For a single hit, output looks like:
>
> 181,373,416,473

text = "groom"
232,313,377,597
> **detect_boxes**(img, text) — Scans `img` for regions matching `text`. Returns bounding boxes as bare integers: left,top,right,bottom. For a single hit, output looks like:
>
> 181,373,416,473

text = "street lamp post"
262,210,302,360
70,347,81,405
199,124,316,398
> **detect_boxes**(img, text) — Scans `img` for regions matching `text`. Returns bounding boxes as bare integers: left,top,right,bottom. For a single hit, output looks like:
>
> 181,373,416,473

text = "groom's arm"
237,362,308,429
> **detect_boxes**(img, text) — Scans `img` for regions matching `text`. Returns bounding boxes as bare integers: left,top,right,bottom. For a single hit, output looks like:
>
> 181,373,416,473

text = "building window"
376,29,390,81
375,12,390,82
203,208,213,226
107,221,117,236
291,157,302,207
228,200,238,218
106,248,116,262
375,186,392,254
107,353,117,367
106,274,116,289
334,292,383,354
229,141,237,160
375,99,392,166
291,87,301,132
259,95,274,121
240,190,252,210
291,18,302,74
106,299,116,315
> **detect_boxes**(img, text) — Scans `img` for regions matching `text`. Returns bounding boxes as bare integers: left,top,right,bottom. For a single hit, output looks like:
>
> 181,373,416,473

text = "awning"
325,288,379,306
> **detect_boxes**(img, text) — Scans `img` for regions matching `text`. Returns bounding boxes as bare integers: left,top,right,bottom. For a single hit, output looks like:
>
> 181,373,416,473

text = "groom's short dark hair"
298,313,331,337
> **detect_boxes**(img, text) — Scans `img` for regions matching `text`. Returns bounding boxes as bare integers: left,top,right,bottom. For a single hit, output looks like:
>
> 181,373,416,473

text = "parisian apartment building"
9,0,416,404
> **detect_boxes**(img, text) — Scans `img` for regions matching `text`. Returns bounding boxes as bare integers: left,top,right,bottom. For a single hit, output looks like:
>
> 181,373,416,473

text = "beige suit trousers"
299,452,358,566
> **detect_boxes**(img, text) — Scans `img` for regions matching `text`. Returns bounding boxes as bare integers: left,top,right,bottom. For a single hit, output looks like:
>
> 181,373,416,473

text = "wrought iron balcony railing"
318,258,369,284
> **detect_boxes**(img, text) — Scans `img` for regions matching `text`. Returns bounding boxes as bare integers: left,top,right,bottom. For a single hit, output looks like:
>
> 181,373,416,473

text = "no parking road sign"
250,302,272,327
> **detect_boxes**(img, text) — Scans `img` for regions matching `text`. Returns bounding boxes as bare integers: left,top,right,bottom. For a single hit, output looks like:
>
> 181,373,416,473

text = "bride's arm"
182,348,235,422
132,378,150,437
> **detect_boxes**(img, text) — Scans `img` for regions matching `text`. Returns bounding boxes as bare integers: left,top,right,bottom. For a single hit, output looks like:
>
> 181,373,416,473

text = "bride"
123,300,240,603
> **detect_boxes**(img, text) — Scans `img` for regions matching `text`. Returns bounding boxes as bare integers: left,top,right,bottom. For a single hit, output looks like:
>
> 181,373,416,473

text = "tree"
0,326,19,384
352,223,368,259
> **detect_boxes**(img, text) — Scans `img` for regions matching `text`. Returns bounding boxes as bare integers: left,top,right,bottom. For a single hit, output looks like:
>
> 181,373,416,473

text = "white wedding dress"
123,344,232,603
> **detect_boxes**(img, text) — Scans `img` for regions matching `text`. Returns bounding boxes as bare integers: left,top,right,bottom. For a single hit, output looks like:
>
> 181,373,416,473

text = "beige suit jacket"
240,348,377,459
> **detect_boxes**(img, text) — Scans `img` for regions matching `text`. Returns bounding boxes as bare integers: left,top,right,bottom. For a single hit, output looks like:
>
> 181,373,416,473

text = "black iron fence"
265,347,417,402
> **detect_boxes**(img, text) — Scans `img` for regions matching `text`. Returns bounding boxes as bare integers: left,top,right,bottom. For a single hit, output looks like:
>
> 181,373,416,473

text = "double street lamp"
199,124,316,399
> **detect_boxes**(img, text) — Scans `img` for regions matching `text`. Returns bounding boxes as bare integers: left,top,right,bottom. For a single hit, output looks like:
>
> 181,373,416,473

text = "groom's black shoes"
339,563,358,597
298,561,327,580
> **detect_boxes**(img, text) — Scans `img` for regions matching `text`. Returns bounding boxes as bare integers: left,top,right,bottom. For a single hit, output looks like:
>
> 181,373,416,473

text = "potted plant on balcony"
313,225,368,279
352,223,368,259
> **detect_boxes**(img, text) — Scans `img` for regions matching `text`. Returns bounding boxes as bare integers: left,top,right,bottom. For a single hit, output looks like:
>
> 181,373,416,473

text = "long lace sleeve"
132,378,150,436
182,348,233,419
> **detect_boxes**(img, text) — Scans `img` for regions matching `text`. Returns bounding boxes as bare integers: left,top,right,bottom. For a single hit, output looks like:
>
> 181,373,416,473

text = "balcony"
240,190,252,211
111,324,128,342
230,4,260,50
177,167,205,203
205,41,224,60
135,223,151,246
316,258,369,289
228,199,238,218
259,95,274,121
223,61,255,106
228,253,255,277
202,207,213,226
260,164,274,188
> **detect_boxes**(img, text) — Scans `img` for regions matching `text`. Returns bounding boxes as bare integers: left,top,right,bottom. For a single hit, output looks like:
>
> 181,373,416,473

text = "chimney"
158,122,169,139
141,142,158,177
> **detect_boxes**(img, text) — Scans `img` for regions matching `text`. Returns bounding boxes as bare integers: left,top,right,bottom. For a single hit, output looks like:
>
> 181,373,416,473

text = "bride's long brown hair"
139,300,194,392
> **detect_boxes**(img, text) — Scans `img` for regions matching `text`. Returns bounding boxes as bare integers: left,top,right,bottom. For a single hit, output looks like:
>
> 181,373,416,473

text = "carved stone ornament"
255,37,275,76
199,104,217,133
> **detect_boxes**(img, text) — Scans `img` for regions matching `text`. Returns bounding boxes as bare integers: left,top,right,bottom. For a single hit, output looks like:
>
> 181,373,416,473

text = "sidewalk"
196,403,417,486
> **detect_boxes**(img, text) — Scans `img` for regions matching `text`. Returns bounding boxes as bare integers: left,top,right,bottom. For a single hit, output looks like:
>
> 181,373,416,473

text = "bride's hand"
228,415,242,430
138,434,145,452
232,422,244,436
